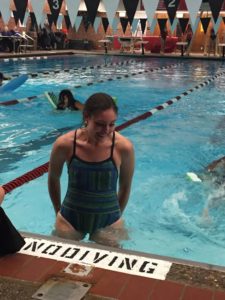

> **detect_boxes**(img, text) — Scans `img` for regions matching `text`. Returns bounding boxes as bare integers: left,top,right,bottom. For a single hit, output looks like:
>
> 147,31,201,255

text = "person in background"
57,89,84,111
209,28,217,56
48,92,135,247
160,27,168,54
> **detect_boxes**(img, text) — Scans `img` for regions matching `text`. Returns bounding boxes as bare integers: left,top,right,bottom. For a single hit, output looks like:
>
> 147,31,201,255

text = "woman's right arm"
48,137,67,215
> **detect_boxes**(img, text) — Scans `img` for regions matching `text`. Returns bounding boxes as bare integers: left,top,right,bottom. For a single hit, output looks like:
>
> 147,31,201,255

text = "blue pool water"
1,54,225,267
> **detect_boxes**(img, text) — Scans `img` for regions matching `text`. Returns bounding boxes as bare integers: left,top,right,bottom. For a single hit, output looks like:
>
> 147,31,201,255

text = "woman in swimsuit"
48,92,135,246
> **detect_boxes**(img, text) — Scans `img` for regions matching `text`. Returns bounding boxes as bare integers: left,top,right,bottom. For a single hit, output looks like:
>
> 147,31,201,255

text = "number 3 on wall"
168,0,176,7
52,0,59,10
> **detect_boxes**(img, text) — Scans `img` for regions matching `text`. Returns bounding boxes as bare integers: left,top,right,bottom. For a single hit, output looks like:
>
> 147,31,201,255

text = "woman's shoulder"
115,131,134,152
55,130,75,145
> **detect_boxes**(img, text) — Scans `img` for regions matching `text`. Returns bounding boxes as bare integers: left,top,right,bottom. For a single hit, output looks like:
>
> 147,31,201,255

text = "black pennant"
102,18,109,33
64,13,71,30
208,0,224,23
12,11,19,25
47,0,63,26
84,0,100,26
123,0,139,25
140,19,147,34
158,18,168,34
47,13,54,28
30,12,38,31
200,17,211,34
178,18,189,34
163,0,180,25
13,0,28,24
120,18,129,34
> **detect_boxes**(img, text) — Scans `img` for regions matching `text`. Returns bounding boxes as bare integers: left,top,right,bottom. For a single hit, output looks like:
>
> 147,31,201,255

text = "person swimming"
57,89,84,111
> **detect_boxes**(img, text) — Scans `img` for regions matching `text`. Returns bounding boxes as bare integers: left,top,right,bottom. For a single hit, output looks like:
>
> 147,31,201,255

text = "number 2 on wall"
52,0,59,10
168,0,176,7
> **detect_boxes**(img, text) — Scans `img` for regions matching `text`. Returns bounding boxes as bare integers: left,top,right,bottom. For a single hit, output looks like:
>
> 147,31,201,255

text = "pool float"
44,91,58,108
0,74,28,94
186,172,202,182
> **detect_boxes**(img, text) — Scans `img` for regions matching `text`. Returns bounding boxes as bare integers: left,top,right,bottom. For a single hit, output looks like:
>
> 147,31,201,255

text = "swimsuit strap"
110,131,115,158
69,130,115,165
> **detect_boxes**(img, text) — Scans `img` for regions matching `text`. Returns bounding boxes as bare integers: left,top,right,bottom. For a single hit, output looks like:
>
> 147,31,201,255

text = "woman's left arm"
117,139,135,213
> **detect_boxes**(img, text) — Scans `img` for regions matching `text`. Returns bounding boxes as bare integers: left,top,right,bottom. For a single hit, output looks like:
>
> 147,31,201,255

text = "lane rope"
8,59,136,79
0,62,181,106
2,56,48,62
2,68,224,194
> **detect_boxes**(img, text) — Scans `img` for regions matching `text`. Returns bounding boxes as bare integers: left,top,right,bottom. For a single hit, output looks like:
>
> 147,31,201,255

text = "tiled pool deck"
1,49,225,299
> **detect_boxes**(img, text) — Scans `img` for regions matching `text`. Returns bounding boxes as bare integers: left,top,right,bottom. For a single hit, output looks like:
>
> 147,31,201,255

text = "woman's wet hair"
83,93,118,118
57,89,75,109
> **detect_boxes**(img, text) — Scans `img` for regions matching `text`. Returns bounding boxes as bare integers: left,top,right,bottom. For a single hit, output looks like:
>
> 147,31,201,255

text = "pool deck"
1,48,225,299
1,232,225,300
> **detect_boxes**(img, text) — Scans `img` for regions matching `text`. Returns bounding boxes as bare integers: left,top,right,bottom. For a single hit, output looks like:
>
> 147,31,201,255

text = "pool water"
1,54,225,267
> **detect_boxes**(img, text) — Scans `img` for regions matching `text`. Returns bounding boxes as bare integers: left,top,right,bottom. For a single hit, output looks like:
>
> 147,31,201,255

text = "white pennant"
0,0,11,24
75,16,82,31
212,16,222,34
193,16,200,34
142,0,159,28
131,19,139,34
102,0,120,28
93,17,101,33
65,0,80,28
185,0,202,29
30,0,45,26
112,18,119,33
150,18,157,34
57,14,63,29
40,13,47,27
170,18,178,34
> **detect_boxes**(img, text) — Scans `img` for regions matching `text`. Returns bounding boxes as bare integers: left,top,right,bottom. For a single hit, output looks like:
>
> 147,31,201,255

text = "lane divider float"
2,56,48,62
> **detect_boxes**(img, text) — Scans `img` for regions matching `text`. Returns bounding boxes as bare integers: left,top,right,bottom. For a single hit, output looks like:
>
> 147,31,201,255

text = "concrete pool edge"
18,231,225,291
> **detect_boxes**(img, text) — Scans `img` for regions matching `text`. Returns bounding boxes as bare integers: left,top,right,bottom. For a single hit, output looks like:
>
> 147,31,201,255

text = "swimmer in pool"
57,89,84,111
0,72,11,86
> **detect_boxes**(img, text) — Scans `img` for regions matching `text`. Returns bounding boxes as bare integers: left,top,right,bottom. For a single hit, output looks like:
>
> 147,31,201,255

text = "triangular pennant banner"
22,11,29,26
102,17,109,33
142,0,159,29
84,0,100,26
131,19,139,34
64,13,71,30
158,18,168,34
83,13,91,31
12,10,20,25
57,14,63,29
47,0,63,26
65,0,80,28
200,17,211,34
30,12,38,31
75,16,83,31
120,17,129,34
150,18,157,33
0,0,11,23
212,16,222,34
47,13,54,28
170,18,178,33
40,13,47,27
140,19,147,34
30,0,45,26
13,0,28,24
93,16,101,32
178,18,189,34
185,0,202,29
163,0,180,25
123,0,139,25
102,0,119,28
208,0,224,23
112,18,119,32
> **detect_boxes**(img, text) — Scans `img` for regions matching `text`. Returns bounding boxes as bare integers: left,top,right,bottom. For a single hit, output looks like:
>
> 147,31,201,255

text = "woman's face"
63,95,69,107
86,108,117,141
